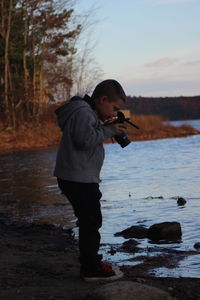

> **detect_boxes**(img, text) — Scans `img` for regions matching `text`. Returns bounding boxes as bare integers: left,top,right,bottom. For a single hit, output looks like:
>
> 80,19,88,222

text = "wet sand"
1,220,200,300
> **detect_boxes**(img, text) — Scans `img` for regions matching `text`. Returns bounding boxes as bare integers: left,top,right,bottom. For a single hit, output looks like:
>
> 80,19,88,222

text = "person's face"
95,96,124,121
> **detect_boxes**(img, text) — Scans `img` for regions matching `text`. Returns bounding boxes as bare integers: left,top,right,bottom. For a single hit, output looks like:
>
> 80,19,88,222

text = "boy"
54,79,126,282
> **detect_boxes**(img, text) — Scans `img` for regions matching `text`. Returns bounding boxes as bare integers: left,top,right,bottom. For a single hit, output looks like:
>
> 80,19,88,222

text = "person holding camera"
54,79,127,282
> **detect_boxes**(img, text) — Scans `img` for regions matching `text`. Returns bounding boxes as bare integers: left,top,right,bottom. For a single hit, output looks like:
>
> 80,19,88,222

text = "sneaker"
80,262,123,283
101,262,113,272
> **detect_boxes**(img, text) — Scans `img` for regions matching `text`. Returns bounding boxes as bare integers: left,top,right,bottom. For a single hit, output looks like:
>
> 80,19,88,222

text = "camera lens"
114,132,131,148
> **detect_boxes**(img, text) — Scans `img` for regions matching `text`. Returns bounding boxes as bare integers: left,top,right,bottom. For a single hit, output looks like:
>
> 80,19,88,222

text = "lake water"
170,119,200,130
0,120,200,278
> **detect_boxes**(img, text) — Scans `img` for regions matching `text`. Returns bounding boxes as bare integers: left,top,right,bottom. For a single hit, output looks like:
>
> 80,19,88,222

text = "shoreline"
0,121,199,155
1,219,200,300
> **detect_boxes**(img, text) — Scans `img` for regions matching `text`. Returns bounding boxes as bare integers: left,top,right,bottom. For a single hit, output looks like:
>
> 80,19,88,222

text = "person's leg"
57,178,124,282
78,183,103,267
57,179,102,268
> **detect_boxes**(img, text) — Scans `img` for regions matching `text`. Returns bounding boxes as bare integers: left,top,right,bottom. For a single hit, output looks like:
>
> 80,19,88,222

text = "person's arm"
70,107,116,149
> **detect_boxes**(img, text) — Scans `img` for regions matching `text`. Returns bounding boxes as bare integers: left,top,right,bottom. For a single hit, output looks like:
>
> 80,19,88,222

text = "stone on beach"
84,281,176,300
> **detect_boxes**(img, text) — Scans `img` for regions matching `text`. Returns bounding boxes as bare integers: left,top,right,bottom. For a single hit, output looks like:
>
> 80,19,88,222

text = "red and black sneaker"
80,262,123,282
100,262,113,272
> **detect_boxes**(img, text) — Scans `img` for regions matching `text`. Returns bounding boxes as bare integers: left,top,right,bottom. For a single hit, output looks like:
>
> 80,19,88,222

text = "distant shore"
0,117,199,155
0,121,61,155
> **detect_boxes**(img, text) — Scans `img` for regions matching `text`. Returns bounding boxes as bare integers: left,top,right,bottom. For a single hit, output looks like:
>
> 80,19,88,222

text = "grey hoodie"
54,95,117,183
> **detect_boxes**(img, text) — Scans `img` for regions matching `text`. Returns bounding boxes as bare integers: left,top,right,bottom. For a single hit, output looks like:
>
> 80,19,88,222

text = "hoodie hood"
55,96,91,131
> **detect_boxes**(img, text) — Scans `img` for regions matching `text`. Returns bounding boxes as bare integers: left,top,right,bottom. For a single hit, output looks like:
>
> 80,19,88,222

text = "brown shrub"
0,114,199,154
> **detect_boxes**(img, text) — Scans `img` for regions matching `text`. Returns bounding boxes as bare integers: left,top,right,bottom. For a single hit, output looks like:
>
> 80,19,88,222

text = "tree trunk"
0,0,5,36
4,0,13,127
23,0,28,97
8,61,16,128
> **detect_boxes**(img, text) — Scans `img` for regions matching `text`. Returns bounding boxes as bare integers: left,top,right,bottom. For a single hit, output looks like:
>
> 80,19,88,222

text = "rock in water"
114,225,148,239
194,242,200,250
121,239,140,252
147,222,182,241
84,281,175,300
177,197,187,206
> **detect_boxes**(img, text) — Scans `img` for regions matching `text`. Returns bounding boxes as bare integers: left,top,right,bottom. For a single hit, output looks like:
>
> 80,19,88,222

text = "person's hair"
91,79,126,102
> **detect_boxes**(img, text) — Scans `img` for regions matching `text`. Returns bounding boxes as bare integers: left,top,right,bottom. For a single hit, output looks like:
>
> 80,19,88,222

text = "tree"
72,40,103,97
0,0,14,126
0,0,103,127
70,5,103,97
0,0,81,127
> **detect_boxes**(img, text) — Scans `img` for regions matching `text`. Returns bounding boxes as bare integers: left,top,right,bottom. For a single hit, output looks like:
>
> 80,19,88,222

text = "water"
0,149,74,226
0,127,200,278
168,119,200,130
100,135,200,277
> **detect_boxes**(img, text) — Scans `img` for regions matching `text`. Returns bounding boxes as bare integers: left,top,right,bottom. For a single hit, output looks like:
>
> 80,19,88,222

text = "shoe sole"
82,266,124,283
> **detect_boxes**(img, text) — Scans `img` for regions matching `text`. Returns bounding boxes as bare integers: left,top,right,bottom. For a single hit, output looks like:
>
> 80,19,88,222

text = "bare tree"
72,36,103,97
70,4,103,97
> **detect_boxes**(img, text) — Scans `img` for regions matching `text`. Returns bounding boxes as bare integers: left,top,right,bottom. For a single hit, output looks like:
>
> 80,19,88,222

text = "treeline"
0,0,101,128
125,96,200,121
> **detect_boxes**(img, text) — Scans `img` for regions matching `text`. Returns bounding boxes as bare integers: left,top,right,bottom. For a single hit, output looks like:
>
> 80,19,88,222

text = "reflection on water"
0,149,74,225
0,134,200,277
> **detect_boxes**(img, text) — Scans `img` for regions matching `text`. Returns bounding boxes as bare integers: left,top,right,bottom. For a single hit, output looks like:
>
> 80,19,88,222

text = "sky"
75,0,200,97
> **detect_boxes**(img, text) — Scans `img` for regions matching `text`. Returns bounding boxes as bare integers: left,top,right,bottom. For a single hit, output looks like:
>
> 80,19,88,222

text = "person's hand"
113,123,127,135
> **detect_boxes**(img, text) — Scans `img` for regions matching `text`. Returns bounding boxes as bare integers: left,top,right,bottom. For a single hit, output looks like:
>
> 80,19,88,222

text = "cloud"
144,57,179,67
184,60,200,66
120,54,200,96
124,77,200,97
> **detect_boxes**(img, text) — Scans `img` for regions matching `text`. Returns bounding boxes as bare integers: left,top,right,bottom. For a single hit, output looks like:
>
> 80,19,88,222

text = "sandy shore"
1,219,200,300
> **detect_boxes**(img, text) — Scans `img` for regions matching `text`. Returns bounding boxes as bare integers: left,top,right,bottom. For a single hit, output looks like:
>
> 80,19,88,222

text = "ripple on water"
0,135,200,277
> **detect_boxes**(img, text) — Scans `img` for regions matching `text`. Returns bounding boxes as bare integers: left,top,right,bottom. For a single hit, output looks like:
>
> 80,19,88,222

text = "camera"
111,111,139,148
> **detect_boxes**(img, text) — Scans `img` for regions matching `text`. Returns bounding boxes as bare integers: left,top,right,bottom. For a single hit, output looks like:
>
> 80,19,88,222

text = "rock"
115,226,148,239
177,197,187,206
107,246,117,255
147,222,182,241
84,281,175,300
121,239,140,252
194,242,200,250
145,196,164,199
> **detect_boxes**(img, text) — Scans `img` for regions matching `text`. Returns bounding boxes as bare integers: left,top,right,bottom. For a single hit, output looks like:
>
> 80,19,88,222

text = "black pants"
57,178,102,267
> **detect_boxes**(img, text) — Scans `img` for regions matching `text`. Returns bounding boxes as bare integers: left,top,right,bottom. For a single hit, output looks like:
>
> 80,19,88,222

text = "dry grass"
0,121,61,154
126,115,199,141
0,115,199,154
